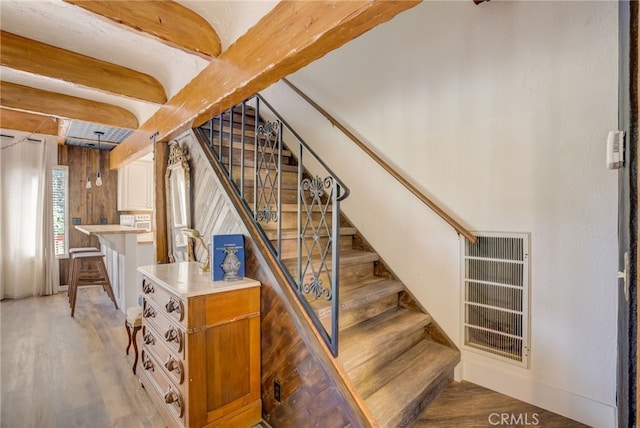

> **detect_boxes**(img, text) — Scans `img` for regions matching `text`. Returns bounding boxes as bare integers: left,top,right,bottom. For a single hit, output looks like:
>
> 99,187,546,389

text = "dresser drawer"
142,324,185,386
140,349,186,426
141,277,187,326
143,298,185,358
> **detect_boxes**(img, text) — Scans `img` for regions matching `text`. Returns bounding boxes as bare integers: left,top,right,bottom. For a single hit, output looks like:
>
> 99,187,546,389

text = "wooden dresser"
137,262,261,428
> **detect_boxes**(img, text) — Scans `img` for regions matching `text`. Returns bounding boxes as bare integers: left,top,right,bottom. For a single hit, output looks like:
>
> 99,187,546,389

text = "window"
52,166,69,258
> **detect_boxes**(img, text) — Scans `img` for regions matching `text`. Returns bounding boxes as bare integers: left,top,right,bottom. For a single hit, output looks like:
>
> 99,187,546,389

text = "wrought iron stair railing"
196,94,349,356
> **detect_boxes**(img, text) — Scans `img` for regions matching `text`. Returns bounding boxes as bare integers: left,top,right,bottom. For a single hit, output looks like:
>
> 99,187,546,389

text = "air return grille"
462,233,530,367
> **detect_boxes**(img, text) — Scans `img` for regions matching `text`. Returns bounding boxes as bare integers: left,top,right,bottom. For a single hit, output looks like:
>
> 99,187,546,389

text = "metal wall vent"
461,232,530,367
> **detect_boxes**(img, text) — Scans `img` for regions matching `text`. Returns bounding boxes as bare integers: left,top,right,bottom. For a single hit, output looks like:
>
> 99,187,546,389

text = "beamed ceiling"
0,0,422,169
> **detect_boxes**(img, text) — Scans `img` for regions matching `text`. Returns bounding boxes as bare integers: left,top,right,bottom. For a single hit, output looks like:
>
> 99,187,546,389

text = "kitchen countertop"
75,224,148,235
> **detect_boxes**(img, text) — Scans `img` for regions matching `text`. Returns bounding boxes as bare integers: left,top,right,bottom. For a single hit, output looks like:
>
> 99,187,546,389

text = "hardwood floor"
1,286,165,428
1,287,587,428
413,381,588,428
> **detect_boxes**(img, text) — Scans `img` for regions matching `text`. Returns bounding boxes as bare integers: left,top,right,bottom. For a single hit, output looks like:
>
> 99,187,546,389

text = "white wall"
260,1,619,426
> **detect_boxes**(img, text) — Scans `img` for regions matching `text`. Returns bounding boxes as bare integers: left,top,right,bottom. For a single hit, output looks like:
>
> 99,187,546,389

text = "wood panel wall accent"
109,0,420,169
0,30,167,104
173,130,366,426
1,82,138,129
0,108,58,135
57,145,118,284
64,0,221,60
154,140,168,264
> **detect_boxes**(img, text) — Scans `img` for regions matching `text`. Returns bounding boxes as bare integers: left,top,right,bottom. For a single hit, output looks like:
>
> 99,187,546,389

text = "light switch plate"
607,130,624,169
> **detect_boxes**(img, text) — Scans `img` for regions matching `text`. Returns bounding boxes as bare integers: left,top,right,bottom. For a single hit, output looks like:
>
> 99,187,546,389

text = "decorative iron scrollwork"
258,121,280,138
255,204,278,223
302,276,332,300
301,175,333,200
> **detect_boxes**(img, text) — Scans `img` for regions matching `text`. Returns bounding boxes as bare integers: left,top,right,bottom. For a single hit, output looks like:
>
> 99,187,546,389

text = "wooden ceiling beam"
57,119,71,145
1,82,139,129
110,0,420,169
0,107,58,135
64,0,221,60
0,31,166,104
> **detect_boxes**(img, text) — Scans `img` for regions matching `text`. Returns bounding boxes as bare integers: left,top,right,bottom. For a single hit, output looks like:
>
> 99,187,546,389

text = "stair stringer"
189,129,377,427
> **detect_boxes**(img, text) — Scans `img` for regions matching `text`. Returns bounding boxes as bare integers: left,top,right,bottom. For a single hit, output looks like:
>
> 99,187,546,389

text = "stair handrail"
282,78,477,244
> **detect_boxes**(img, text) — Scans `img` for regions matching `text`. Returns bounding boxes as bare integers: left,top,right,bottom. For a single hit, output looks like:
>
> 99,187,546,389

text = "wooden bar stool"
67,247,99,301
69,251,118,317
125,306,143,374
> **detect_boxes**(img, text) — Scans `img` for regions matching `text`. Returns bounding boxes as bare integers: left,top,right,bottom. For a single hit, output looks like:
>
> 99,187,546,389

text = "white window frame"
53,165,69,259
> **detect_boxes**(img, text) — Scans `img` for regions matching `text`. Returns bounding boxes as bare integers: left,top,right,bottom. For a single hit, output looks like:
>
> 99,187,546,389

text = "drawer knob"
142,280,154,294
164,357,180,372
164,356,184,383
143,306,156,319
142,353,154,371
143,332,155,345
165,297,183,318
164,326,183,352
164,387,184,417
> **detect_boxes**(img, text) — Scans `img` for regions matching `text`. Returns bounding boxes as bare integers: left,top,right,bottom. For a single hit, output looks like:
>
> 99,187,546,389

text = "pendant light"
95,131,103,187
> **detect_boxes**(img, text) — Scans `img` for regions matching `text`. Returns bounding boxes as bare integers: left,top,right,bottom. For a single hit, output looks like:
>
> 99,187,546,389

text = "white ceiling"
0,0,278,145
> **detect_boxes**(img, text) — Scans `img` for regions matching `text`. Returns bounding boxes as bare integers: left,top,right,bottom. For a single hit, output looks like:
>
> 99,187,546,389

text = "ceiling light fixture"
86,131,105,190
95,131,103,187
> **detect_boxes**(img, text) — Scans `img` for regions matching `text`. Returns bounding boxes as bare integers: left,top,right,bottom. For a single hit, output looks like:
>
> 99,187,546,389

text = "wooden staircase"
199,107,460,428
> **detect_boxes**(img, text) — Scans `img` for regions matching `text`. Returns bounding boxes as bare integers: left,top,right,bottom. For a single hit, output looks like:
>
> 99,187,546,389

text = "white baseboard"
462,357,617,428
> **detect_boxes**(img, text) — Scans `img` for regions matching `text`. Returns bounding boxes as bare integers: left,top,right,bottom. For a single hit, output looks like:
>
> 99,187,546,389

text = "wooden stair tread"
282,203,334,212
283,249,378,270
339,308,431,372
206,136,293,157
218,158,298,172
313,279,404,318
241,179,299,190
265,227,356,240
364,340,460,427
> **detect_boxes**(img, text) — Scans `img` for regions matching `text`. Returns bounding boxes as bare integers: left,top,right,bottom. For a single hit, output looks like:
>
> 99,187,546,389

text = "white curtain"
0,135,60,299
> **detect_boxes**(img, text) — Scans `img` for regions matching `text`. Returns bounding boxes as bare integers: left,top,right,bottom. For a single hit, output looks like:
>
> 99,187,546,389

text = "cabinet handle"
143,332,155,345
143,306,156,319
142,352,154,371
164,356,179,372
165,297,184,319
164,326,183,352
142,280,154,294
164,356,184,383
163,387,184,417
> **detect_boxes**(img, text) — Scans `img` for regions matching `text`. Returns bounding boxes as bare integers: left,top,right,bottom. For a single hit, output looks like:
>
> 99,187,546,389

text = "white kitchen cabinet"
118,157,154,211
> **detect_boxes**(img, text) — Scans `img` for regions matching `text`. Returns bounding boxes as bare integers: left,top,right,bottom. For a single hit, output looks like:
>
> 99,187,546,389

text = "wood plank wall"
154,140,168,264
176,131,361,426
57,145,118,284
